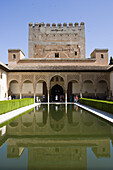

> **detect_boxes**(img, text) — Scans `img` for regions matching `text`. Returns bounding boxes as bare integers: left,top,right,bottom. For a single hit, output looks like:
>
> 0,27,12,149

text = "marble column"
48,90,50,103
20,92,22,99
65,90,67,103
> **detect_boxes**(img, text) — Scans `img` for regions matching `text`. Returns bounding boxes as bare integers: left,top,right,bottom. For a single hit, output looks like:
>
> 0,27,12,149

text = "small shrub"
79,98,113,114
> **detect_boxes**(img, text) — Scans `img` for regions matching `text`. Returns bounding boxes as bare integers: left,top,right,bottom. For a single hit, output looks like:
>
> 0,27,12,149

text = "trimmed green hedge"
0,98,34,115
79,98,113,114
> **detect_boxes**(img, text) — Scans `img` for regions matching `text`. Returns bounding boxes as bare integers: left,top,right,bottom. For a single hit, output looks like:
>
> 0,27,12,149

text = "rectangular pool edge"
0,103,39,126
75,103,113,124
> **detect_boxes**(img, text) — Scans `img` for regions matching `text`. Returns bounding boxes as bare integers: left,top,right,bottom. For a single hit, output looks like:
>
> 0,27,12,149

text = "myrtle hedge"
79,98,113,114
0,98,34,115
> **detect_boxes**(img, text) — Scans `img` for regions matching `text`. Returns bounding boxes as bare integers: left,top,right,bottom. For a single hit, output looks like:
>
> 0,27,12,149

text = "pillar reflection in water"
1,104,113,170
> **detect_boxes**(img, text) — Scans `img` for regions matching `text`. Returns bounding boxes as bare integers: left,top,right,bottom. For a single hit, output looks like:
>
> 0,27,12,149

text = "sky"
0,0,113,64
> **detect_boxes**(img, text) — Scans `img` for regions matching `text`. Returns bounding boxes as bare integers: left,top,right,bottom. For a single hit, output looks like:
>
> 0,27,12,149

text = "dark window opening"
61,77,63,81
75,51,77,56
51,77,54,82
56,77,58,81
101,54,104,59
55,53,59,58
13,54,16,59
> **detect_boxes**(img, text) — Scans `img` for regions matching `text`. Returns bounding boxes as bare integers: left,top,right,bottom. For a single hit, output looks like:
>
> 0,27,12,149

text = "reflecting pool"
0,104,113,170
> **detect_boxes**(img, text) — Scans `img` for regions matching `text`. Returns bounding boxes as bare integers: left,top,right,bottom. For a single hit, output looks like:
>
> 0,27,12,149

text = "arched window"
61,77,63,81
101,54,104,59
13,54,16,59
75,51,77,56
51,77,54,82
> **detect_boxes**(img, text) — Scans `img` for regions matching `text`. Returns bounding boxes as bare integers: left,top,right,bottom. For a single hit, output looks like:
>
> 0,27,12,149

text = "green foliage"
79,98,113,114
0,98,34,115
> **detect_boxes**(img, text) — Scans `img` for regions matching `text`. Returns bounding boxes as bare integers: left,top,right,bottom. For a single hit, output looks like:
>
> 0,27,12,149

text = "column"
48,90,50,103
65,103,67,114
34,93,35,103
48,103,50,114
79,74,82,98
19,79,22,99
65,90,67,103
20,93,22,99
80,91,82,98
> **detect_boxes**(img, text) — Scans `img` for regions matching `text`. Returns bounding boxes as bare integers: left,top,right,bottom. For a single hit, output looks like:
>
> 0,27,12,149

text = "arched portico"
35,80,47,102
82,80,95,98
50,75,65,102
67,80,80,102
8,80,20,99
7,72,110,102
22,80,34,98
96,80,108,99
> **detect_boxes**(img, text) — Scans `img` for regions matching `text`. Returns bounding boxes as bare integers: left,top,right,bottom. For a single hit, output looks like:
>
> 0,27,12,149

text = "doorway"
50,84,64,102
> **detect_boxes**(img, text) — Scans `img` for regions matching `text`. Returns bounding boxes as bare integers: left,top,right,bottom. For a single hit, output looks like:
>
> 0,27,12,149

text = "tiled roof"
9,65,109,71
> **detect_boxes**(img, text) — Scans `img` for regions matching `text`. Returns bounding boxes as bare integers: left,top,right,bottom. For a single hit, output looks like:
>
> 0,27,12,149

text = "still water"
0,104,113,170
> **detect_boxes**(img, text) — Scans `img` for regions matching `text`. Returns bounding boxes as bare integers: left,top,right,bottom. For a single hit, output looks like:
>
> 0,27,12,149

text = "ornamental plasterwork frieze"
22,75,34,83
67,74,79,84
8,74,19,84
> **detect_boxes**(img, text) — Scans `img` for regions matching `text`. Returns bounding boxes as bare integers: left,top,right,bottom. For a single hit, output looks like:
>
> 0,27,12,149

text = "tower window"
101,54,104,59
61,77,63,81
75,51,77,56
51,77,54,82
56,77,58,81
55,53,59,58
13,54,16,59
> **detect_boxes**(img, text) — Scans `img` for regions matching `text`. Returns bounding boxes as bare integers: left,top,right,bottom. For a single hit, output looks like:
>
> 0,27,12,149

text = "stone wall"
28,22,85,59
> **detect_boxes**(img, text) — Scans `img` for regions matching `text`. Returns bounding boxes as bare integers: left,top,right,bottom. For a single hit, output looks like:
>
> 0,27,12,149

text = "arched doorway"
50,84,64,102
50,75,65,102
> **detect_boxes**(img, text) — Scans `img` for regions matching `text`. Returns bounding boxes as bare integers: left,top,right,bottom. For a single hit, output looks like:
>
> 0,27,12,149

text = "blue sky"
0,0,113,64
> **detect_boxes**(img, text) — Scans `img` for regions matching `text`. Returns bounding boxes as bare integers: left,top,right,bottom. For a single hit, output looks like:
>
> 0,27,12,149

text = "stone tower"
28,22,85,59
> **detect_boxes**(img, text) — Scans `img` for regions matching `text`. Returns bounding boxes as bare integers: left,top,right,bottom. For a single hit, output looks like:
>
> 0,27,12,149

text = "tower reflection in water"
1,104,113,170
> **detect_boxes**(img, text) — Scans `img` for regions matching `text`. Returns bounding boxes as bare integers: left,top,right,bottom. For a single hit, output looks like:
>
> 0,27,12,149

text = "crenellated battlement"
29,22,85,29
28,21,85,59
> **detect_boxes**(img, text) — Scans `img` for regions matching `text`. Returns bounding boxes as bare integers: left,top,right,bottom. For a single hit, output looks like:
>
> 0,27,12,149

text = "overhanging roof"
0,62,9,71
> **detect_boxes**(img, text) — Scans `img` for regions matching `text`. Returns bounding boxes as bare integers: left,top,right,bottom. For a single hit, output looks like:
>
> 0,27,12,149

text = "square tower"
8,49,25,66
90,49,108,65
28,22,85,59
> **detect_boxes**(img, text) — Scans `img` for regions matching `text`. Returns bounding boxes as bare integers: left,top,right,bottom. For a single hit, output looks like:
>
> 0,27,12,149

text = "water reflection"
0,126,6,136
50,104,66,132
0,104,113,170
